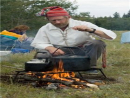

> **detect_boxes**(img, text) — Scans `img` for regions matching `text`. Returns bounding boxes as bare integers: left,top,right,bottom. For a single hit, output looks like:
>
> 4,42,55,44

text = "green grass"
1,31,130,98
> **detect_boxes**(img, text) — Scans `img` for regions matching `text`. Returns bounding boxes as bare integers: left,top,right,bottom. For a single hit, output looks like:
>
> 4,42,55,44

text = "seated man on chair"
31,6,117,68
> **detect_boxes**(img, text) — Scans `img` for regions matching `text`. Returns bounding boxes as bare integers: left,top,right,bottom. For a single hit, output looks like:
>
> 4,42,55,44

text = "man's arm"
87,28,113,39
72,25,116,40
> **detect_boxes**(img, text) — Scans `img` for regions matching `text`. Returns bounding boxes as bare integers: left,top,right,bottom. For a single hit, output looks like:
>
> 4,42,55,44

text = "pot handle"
52,46,86,55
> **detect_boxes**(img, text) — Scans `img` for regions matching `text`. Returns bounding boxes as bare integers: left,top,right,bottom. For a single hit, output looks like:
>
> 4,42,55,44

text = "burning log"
84,79,105,86
40,78,73,86
23,75,73,86
24,75,99,89
1,74,99,89
66,77,100,89
73,80,99,89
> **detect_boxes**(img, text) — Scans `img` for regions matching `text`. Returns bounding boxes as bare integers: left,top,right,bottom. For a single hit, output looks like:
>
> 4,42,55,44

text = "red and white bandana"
36,6,69,17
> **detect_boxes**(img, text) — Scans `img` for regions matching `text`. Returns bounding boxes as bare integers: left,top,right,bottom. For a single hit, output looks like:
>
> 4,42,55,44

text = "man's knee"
93,40,106,47
83,40,106,48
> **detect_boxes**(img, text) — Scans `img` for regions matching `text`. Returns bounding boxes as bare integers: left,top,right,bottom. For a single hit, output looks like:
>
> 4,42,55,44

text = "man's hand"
72,25,93,32
45,46,65,55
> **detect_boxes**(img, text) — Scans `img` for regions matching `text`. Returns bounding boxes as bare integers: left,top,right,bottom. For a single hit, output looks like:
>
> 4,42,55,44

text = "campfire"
25,60,102,89
40,60,75,79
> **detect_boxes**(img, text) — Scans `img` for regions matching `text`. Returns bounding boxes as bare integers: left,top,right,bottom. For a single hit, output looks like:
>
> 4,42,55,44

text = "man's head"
36,6,70,29
48,16,70,28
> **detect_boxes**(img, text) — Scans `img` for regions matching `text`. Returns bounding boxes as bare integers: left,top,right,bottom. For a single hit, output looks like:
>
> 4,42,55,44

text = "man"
31,6,116,67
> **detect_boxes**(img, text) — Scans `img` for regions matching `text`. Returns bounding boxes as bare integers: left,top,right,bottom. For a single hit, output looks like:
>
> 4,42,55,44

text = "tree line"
74,12,130,30
1,0,130,35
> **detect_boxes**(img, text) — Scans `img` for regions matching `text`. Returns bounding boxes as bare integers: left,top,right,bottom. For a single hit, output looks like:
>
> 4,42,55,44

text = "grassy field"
1,31,130,98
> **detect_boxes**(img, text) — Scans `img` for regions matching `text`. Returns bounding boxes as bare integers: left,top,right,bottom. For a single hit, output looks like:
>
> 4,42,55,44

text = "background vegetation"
1,0,130,35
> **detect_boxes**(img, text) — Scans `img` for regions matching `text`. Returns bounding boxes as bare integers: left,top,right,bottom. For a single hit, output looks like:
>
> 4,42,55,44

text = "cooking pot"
25,46,90,72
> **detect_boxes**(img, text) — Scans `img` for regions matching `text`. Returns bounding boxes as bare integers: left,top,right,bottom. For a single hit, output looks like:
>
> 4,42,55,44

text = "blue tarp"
11,48,30,53
0,35,34,51
121,31,130,43
0,35,15,50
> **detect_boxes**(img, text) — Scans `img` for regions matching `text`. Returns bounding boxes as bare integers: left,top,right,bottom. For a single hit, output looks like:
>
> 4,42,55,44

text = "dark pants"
35,40,106,66
82,40,106,66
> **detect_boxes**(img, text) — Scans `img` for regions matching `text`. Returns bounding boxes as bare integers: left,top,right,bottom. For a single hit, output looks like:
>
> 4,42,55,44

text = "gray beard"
55,24,68,29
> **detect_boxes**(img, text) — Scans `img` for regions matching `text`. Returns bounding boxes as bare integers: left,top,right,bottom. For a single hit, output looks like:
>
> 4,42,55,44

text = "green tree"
127,10,130,17
124,10,130,18
123,14,127,18
1,0,78,31
79,12,90,17
113,12,120,18
122,10,130,18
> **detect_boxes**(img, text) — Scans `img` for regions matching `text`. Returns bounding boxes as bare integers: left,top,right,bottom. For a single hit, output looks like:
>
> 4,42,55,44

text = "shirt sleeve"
31,27,53,49
81,21,117,40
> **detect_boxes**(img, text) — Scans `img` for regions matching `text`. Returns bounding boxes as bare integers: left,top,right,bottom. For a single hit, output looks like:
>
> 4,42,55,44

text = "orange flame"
42,59,75,80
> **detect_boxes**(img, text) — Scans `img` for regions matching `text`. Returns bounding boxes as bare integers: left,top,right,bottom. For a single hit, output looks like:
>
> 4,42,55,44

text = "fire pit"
13,46,107,89
13,59,105,89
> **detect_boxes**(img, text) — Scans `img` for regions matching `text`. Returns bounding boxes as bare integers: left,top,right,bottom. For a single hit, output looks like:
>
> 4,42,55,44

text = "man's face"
48,16,70,28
